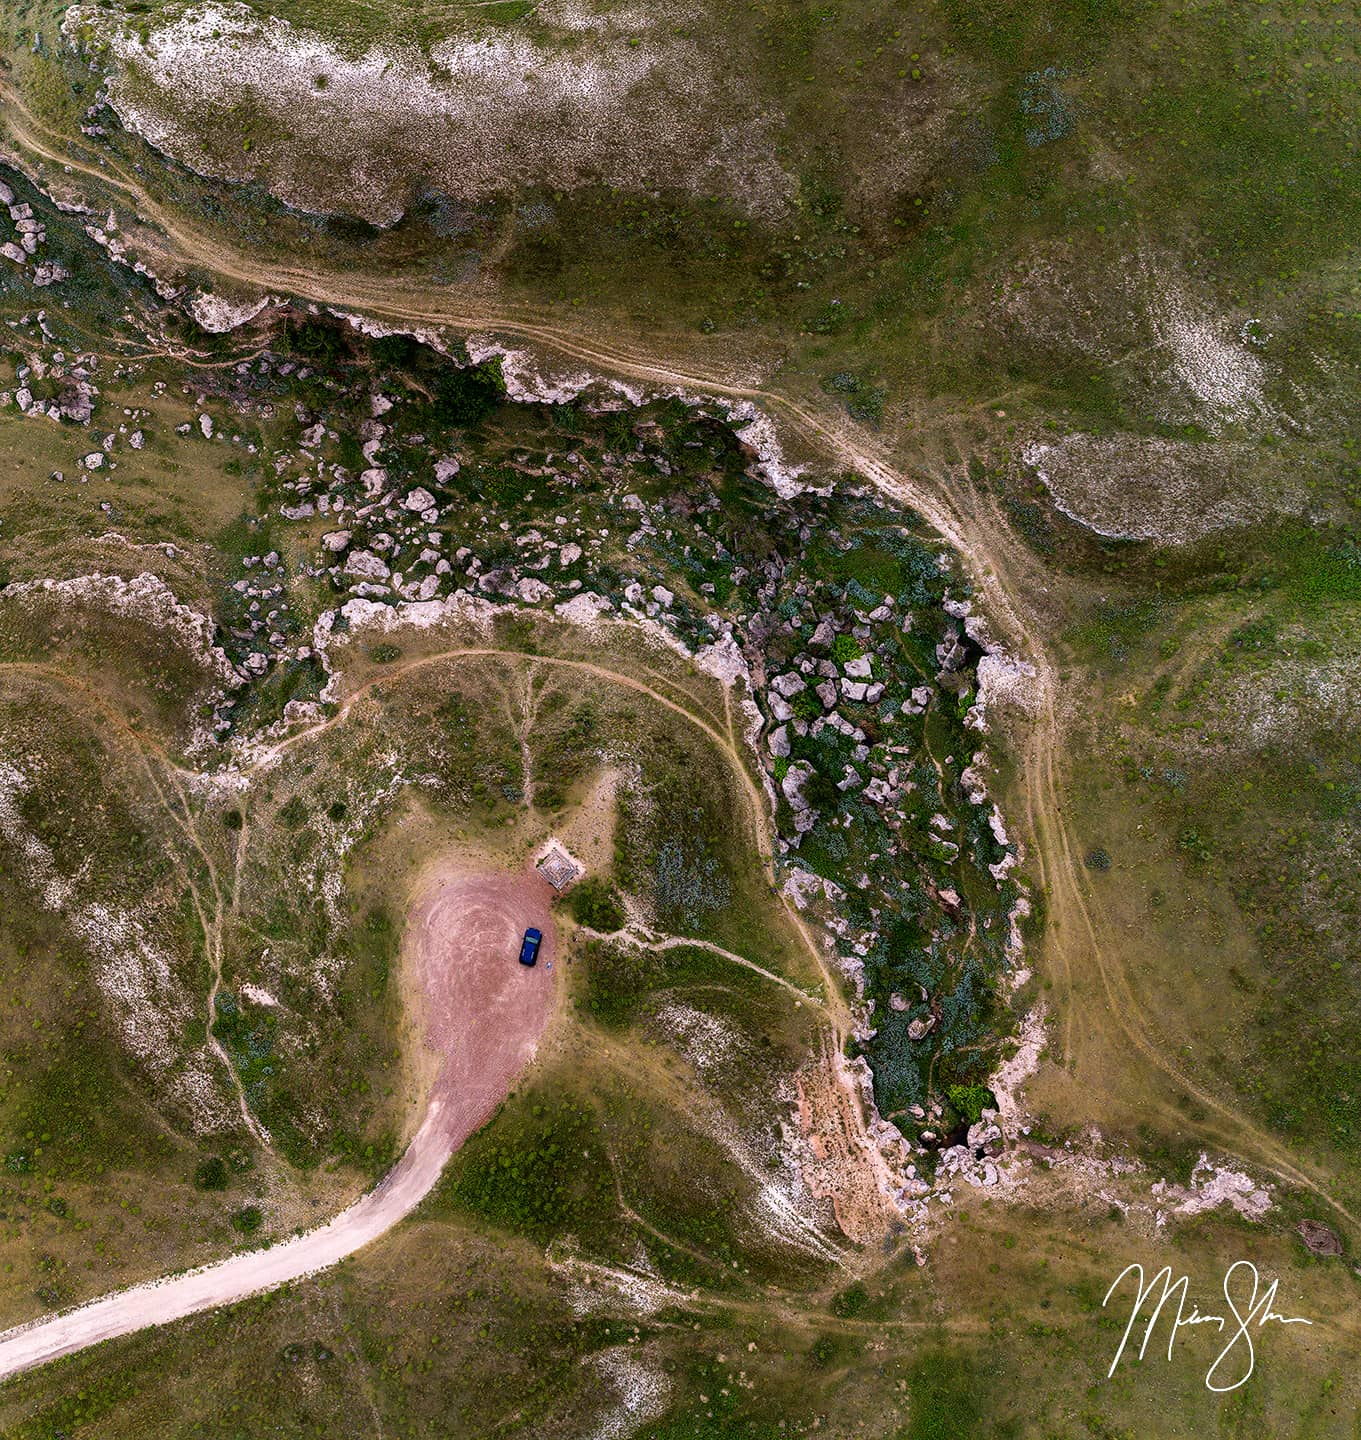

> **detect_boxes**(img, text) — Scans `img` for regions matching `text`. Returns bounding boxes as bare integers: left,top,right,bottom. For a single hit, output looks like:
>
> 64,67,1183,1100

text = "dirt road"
0,867,556,1382
5,73,1356,1239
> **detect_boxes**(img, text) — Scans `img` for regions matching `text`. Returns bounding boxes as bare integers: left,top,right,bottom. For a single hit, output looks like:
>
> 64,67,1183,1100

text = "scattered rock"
343,549,391,581
1297,1219,1343,1258
514,577,553,603
781,761,814,811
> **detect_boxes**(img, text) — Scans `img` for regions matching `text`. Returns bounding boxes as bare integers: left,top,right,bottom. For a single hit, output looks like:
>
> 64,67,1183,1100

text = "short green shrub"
231,1205,263,1235
831,1280,869,1318
195,1157,229,1191
945,1084,996,1126
791,688,822,721
570,876,625,932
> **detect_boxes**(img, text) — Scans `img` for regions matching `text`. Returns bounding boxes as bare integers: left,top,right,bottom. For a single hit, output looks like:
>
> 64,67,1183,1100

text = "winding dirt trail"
0,867,557,1383
0,88,1356,1387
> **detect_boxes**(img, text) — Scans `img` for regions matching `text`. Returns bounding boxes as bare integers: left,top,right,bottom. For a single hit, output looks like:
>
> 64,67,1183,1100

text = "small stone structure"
535,839,583,891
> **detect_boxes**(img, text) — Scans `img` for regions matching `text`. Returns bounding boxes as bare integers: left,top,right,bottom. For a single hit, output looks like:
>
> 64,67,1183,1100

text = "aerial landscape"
0,0,1357,1435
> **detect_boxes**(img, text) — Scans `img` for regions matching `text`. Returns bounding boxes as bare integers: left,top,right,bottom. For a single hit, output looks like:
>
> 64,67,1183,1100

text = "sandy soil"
409,866,557,1124
0,865,556,1382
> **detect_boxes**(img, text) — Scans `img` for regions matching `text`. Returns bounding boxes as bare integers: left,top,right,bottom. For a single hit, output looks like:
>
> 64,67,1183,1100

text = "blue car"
518,928,542,967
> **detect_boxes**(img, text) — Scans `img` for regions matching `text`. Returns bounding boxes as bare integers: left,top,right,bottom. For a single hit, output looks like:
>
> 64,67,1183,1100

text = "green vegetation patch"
568,876,625,933
435,1090,613,1242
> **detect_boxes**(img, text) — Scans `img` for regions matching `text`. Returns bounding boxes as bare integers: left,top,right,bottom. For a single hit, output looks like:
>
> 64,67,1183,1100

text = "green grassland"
5,0,1357,455
0,570,838,1318
0,1173,1355,1438
0,215,1051,1437
0,10,1359,1432
0,682,252,1327
1043,563,1361,1192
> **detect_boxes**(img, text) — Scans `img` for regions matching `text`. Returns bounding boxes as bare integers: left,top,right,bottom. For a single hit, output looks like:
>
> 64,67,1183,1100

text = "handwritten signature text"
1103,1260,1312,1392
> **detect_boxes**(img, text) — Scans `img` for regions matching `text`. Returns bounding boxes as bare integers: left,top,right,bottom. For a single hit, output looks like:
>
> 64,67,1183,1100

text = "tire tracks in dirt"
3,91,1356,1318
0,866,557,1382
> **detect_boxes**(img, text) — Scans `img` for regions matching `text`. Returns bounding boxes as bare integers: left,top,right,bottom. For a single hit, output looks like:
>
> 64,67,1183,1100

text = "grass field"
0,1172,1355,1437
0,10,1359,1430
1,0,1349,450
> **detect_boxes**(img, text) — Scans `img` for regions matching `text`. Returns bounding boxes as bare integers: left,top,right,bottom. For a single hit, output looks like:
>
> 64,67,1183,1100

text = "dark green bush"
277,797,307,830
804,769,842,811
831,1280,869,1318
430,359,506,427
195,1157,229,1191
231,1205,263,1234
569,876,625,932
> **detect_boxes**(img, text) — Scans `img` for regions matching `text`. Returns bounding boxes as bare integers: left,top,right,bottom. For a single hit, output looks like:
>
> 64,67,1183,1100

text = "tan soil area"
408,865,558,1138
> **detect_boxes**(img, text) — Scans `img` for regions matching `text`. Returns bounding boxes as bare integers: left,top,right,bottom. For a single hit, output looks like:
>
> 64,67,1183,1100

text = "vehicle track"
1,91,1357,1380
0,866,557,1383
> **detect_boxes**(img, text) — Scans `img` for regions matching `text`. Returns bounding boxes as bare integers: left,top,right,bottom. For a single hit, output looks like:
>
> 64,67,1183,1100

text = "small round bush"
195,1157,229,1191
570,877,625,933
231,1205,263,1235
831,1281,869,1318
1084,847,1112,871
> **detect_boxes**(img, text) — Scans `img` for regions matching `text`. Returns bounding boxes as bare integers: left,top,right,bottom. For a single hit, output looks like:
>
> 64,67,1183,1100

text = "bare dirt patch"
406,864,559,1143
794,1038,900,1246
1297,1218,1344,1259
555,764,621,877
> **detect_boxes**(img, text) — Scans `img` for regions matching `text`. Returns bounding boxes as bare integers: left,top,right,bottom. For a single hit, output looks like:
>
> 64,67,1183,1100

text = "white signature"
1103,1260,1313,1392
